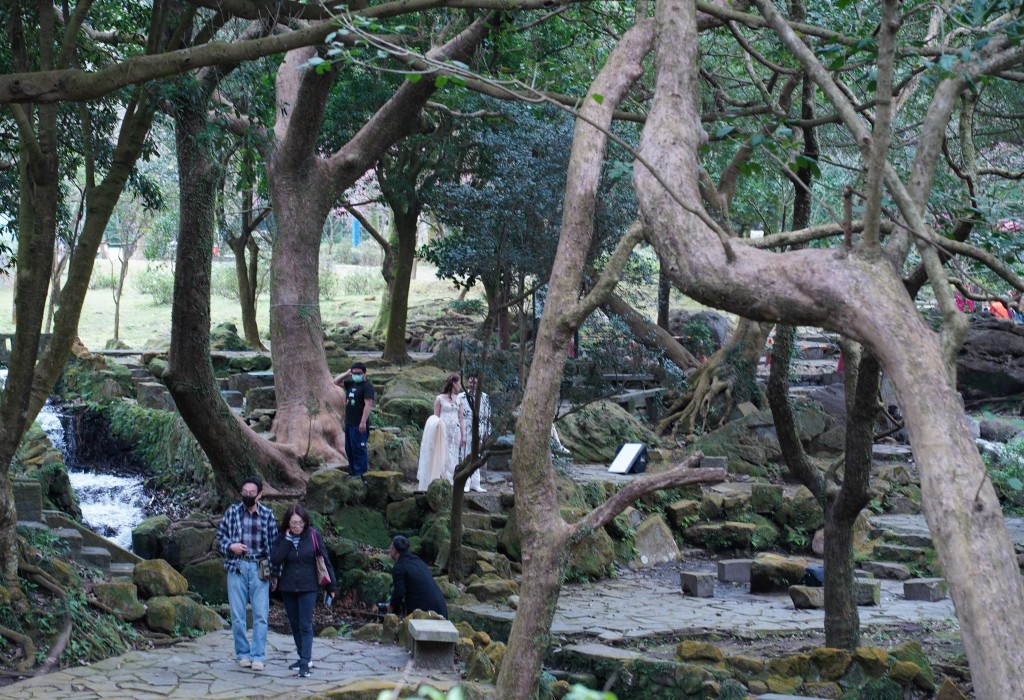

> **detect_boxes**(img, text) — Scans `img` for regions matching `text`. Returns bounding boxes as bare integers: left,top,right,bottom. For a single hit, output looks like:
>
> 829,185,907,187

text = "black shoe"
288,661,314,671
297,669,311,678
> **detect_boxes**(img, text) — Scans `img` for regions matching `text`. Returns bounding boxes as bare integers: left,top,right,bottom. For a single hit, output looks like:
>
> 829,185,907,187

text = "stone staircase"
13,477,142,581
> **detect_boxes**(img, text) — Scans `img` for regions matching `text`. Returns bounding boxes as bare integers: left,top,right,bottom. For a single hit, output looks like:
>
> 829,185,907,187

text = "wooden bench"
609,387,666,421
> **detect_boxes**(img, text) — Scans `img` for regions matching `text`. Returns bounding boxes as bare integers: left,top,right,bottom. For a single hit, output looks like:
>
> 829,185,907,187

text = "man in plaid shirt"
216,476,278,671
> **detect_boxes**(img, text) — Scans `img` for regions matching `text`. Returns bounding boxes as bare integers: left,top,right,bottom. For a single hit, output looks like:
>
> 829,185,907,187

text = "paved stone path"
872,513,1024,548
0,631,458,699
465,560,957,640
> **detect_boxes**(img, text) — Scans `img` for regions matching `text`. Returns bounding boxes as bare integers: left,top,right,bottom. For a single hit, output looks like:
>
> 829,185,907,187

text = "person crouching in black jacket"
270,504,336,677
388,535,448,618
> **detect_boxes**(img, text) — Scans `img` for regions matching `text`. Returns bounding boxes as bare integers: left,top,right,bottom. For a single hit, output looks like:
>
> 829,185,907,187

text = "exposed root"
34,614,72,676
0,623,35,672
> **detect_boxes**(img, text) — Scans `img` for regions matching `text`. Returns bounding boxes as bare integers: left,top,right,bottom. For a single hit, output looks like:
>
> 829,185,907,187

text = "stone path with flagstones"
0,630,460,699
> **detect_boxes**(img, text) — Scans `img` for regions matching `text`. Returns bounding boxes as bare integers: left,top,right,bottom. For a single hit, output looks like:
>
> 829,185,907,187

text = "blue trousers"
227,561,270,662
281,590,317,671
345,424,368,476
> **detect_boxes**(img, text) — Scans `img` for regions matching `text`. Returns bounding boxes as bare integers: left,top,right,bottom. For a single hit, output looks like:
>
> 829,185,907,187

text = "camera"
376,602,389,614
323,593,334,607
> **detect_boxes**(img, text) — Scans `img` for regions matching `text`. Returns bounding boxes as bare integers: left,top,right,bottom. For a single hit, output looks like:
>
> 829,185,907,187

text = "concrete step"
861,561,913,580
79,546,112,572
54,527,84,556
871,543,927,563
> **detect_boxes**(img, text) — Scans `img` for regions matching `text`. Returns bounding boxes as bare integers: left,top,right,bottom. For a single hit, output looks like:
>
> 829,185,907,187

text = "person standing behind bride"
417,373,466,490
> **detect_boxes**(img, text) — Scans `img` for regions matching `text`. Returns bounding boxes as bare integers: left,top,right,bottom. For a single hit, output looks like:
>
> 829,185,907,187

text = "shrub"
132,264,175,305
446,298,486,317
339,268,385,296
320,264,341,301
89,265,118,290
211,263,240,300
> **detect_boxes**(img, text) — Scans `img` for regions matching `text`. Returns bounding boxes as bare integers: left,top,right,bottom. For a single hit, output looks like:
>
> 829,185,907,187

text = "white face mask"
352,374,364,383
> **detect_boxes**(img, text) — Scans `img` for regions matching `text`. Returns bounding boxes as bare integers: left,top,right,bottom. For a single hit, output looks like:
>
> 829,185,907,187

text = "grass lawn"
0,260,473,351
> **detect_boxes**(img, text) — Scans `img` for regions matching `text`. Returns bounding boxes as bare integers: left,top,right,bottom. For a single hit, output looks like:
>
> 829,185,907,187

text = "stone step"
462,528,498,550
871,527,931,548
462,513,494,530
54,527,84,556
109,562,136,581
871,543,927,563
860,561,913,580
13,479,43,522
79,546,112,572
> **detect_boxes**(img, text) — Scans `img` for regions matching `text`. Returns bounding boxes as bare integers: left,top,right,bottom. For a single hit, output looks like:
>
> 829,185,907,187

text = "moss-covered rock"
417,515,451,562
352,623,383,642
566,527,615,581
803,681,843,698
750,553,808,593
377,365,451,430
133,518,172,560
466,577,517,602
363,470,403,509
166,527,216,570
40,557,80,590
335,506,391,549
854,646,889,676
775,486,825,533
631,515,679,567
210,322,249,351
425,478,452,514
889,641,935,691
91,582,146,621
182,558,228,605
682,521,756,552
555,401,657,463
726,655,765,676
368,433,420,483
811,648,853,680
339,569,393,606
145,595,225,634
59,355,134,403
305,469,368,517
386,497,423,531
134,559,189,598
13,425,81,519
676,640,723,662
665,499,699,530
750,483,783,513
768,653,810,677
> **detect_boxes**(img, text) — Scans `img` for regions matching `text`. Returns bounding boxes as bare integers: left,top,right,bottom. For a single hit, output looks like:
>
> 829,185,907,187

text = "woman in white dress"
416,373,466,490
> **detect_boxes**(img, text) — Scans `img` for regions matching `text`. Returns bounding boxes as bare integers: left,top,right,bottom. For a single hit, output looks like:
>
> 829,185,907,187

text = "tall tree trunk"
165,96,304,496
229,235,265,350
657,268,670,330
0,104,59,589
381,206,418,364
603,291,699,372
266,163,348,464
113,258,128,341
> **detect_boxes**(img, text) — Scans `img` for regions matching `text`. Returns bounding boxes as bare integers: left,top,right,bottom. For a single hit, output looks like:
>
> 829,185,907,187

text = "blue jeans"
345,424,368,476
281,590,317,670
227,561,270,662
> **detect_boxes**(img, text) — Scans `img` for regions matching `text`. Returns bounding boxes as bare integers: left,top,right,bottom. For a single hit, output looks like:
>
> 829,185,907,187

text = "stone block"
872,543,927,563
717,558,752,583
80,545,112,572
789,585,824,609
861,560,912,580
227,370,275,394
750,553,808,593
13,478,43,522
221,390,244,408
700,456,728,470
54,527,83,556
408,619,459,670
137,381,177,412
855,577,881,606
904,577,947,602
680,571,715,597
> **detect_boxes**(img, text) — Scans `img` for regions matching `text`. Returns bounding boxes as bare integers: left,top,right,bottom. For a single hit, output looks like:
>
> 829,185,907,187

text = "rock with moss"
566,527,616,581
425,478,452,514
165,527,216,570
810,648,853,681
134,559,189,598
555,401,657,463
181,558,228,605
362,470,403,508
750,553,808,593
368,432,420,483
853,646,889,676
377,365,451,430
631,515,679,567
676,640,723,662
132,515,171,560
91,582,146,621
750,483,783,513
209,322,249,351
333,506,391,549
13,425,81,519
145,595,226,634
775,486,825,533
227,353,272,373
352,623,383,642
386,497,424,531
682,521,756,552
40,557,81,590
417,515,451,562
305,469,368,519
889,641,935,691
59,355,134,403
467,577,518,603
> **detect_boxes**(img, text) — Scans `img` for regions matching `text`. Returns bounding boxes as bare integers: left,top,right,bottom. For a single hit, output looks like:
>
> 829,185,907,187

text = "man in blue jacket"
388,535,448,618
216,476,278,671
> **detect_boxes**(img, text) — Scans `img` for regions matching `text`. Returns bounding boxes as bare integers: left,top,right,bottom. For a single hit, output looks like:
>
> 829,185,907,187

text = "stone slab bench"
680,571,715,597
717,558,751,583
407,619,459,670
904,577,947,601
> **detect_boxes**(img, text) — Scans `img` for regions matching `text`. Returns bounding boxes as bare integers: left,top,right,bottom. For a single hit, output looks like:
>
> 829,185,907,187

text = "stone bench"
717,558,751,583
407,619,459,670
904,577,947,601
680,571,715,598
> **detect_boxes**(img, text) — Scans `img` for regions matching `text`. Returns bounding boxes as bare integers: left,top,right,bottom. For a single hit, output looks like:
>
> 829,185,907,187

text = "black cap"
351,362,367,372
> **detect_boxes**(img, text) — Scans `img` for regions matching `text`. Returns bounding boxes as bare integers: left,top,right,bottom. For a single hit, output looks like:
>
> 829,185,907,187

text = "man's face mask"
242,495,257,508
352,374,365,383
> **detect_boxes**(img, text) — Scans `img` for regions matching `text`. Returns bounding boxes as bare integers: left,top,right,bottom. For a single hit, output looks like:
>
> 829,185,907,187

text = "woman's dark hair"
443,373,461,396
280,503,310,534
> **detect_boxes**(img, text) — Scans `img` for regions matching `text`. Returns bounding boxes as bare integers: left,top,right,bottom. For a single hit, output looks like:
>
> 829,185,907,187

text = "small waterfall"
15,370,149,550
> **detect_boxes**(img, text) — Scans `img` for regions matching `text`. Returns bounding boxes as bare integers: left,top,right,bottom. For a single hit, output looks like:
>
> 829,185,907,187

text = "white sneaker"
238,658,251,668
251,661,264,671
464,485,471,493
472,486,488,492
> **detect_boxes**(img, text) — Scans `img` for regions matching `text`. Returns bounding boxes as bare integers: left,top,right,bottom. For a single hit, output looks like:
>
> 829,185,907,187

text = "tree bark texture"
381,205,418,364
165,96,304,497
603,291,700,373
496,21,656,699
636,0,1024,694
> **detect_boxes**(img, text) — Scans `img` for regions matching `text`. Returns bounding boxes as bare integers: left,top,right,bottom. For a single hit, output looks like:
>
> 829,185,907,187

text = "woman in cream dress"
416,373,465,490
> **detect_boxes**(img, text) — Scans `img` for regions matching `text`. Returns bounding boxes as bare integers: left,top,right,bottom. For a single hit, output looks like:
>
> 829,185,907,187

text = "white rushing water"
3,368,148,550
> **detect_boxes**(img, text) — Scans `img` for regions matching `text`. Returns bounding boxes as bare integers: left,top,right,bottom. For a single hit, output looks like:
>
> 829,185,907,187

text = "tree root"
34,613,72,676
0,623,36,671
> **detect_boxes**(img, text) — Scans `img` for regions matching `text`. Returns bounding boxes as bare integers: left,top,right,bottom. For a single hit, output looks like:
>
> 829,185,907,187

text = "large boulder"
165,527,216,570
377,365,451,429
132,515,171,560
145,595,226,634
690,403,835,475
555,401,658,463
58,354,133,403
305,469,367,518
181,558,228,605
209,322,249,351
368,432,420,482
334,506,391,549
750,553,808,593
134,559,189,598
957,316,1024,401
12,425,81,519
630,515,679,568
91,582,146,621
566,527,616,580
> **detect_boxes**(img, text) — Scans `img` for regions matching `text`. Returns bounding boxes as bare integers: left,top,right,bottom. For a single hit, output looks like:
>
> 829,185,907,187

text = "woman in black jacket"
270,504,336,677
